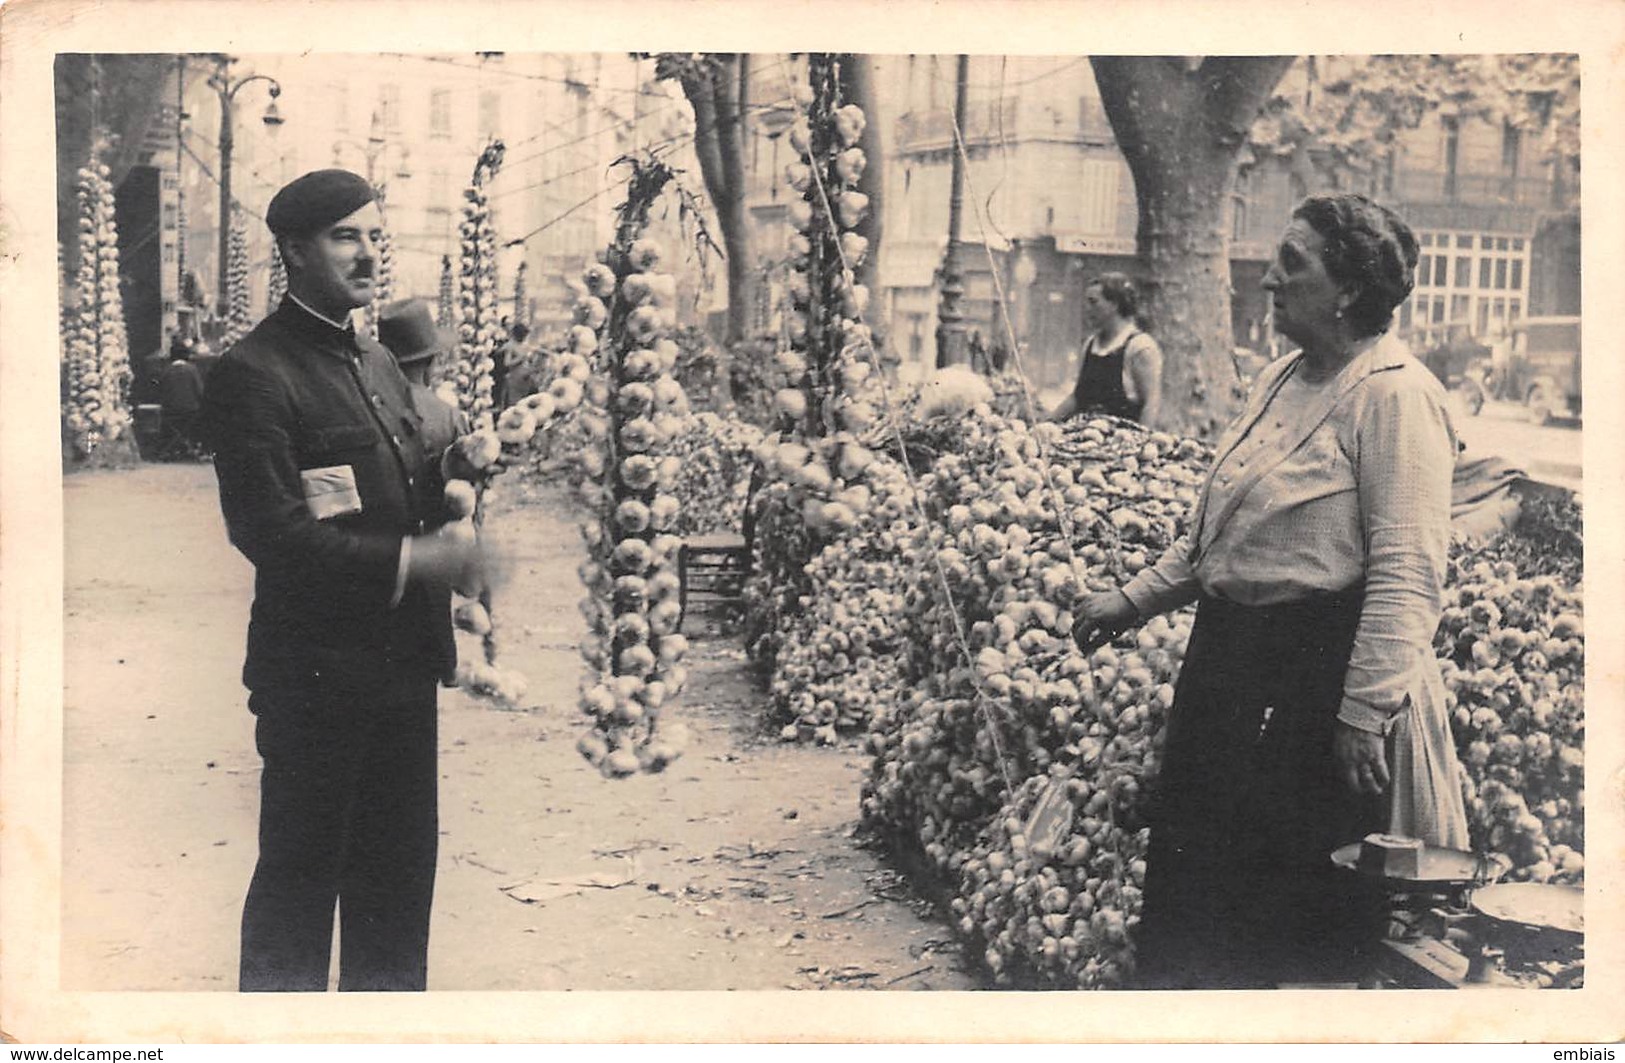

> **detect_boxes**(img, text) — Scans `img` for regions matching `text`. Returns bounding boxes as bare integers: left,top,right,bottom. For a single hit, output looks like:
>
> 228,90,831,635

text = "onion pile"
266,242,288,316
651,411,761,537
363,199,396,339
847,412,1203,986
451,142,507,433
1440,538,1585,885
221,210,253,349
436,253,455,331
62,159,134,461
766,457,918,743
743,400,1579,984
744,56,887,675
569,179,697,777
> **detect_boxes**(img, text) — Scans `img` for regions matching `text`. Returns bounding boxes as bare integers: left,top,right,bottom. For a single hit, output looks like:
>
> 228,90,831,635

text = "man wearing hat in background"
377,297,466,459
201,169,483,992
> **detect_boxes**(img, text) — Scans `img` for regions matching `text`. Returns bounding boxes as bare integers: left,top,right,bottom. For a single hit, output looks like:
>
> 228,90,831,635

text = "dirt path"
61,462,976,992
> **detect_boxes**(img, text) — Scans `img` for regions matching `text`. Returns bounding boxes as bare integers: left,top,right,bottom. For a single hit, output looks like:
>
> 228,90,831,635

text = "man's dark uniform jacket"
202,296,455,694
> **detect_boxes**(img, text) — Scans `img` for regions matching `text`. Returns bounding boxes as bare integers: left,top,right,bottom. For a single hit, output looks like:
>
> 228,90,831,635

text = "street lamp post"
936,53,971,368
208,55,283,308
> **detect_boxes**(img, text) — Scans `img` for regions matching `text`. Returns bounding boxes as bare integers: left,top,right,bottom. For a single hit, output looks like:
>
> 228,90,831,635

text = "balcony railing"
1392,167,1570,210
896,97,1022,150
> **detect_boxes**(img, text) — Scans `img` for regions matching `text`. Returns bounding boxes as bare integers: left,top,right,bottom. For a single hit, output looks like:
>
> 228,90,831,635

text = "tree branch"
1199,55,1297,147
681,67,731,217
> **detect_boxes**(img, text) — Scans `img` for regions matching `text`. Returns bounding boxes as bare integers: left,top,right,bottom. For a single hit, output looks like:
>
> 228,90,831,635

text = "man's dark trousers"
240,673,438,992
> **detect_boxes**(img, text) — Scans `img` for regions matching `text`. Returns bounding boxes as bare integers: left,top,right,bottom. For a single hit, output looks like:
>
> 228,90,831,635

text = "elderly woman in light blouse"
1075,193,1469,989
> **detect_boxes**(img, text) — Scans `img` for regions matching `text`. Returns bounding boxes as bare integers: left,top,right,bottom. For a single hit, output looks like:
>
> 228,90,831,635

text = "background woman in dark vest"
1048,272,1163,427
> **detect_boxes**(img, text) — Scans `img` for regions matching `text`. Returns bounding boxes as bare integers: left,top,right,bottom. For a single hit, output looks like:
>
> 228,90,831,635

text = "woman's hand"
1334,721,1391,796
1071,589,1138,652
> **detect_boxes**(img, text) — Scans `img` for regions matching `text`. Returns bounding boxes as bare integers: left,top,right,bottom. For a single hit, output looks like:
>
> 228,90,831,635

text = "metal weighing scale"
1330,841,1584,989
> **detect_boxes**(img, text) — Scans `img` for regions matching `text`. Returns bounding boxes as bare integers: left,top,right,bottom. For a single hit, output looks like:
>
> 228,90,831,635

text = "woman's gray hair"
1291,193,1420,337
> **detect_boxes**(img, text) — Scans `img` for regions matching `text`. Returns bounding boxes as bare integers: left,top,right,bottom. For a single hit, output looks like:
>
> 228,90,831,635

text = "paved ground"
60,462,976,994
1451,398,1582,491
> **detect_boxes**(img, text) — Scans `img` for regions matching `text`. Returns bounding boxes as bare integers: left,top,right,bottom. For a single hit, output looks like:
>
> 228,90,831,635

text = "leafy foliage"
1251,54,1580,187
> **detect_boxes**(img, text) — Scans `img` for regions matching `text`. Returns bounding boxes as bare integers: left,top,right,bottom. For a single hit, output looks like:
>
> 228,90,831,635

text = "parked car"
1494,316,1582,424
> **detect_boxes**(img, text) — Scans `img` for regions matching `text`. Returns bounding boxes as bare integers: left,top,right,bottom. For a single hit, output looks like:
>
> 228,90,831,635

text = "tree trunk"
1092,56,1293,438
676,56,755,349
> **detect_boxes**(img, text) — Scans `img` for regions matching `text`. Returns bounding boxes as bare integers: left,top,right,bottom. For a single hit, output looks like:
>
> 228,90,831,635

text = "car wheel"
1526,380,1555,425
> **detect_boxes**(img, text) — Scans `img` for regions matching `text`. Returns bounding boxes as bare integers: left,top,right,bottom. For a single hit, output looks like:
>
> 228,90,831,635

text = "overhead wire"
498,85,794,249
923,54,1091,90
177,137,267,226
178,126,285,216
979,56,1016,271
493,55,796,176
382,52,676,99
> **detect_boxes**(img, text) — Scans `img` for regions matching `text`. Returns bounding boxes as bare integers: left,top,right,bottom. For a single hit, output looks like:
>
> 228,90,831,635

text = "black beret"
266,169,376,237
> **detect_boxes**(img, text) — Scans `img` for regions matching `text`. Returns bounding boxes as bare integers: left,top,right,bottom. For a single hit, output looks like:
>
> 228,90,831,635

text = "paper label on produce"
1024,777,1075,854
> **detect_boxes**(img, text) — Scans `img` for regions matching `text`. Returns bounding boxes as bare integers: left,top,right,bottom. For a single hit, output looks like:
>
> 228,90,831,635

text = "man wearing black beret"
201,169,482,992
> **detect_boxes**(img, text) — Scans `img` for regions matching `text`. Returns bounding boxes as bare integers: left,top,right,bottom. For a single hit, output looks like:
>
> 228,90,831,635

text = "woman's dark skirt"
1132,588,1389,989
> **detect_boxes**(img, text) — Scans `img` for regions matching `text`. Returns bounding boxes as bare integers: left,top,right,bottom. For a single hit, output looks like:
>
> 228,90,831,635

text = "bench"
677,533,752,629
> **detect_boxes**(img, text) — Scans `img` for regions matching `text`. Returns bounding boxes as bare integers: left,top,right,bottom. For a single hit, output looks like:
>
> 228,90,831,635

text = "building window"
1511,259,1523,289
1232,167,1253,240
1455,256,1472,287
429,167,451,208
1500,122,1522,198
1451,294,1471,322
1442,118,1460,199
1495,259,1508,289
429,89,452,139
1456,234,1473,249
1480,258,1493,288
479,90,501,139
425,207,451,241
379,83,401,132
